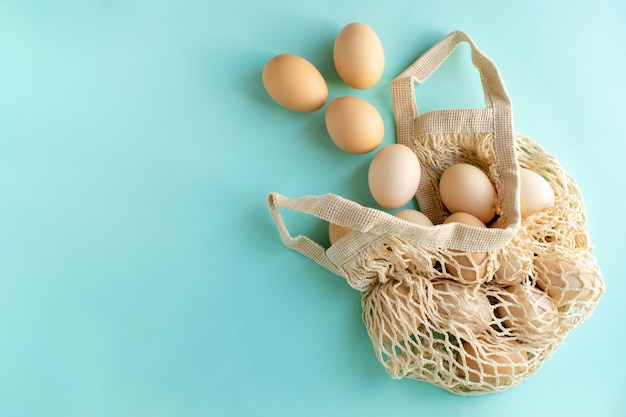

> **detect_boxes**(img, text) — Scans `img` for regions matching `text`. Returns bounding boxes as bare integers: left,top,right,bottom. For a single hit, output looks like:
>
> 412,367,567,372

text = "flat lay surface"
1,1,624,416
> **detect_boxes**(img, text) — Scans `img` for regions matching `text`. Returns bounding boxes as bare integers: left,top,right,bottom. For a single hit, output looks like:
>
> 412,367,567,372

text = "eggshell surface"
262,54,328,112
368,144,421,209
328,222,355,245
439,163,497,223
333,22,385,89
324,96,384,154
394,209,433,226
520,168,556,218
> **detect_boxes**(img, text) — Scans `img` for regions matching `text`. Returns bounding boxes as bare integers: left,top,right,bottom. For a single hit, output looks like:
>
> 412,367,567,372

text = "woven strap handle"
392,30,511,126
267,192,519,275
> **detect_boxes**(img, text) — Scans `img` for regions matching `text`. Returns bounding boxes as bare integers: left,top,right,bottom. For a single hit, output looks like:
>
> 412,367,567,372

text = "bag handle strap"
267,192,405,276
267,192,344,276
392,30,511,122
267,191,518,274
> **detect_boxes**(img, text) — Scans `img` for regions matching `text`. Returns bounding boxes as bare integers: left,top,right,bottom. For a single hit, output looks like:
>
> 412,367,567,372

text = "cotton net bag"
267,31,603,395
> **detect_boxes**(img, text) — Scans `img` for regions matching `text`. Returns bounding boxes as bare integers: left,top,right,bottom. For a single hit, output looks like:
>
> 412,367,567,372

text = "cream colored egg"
461,339,528,385
520,168,556,218
394,209,433,226
495,285,558,337
442,212,488,282
324,96,384,154
431,279,493,335
439,163,497,223
333,22,385,89
262,54,328,112
328,222,355,245
368,144,421,209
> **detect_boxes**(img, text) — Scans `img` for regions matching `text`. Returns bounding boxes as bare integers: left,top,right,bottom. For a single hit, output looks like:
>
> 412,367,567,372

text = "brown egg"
439,163,497,223
368,144,421,209
324,96,384,154
262,54,328,112
333,22,385,89
328,222,355,245
494,247,532,285
534,255,599,305
431,280,493,335
495,285,558,337
394,209,433,226
520,168,556,218
441,212,488,282
377,280,425,344
461,339,528,385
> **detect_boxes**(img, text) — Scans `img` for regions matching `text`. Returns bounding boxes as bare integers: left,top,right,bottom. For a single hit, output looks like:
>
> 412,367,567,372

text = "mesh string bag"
266,31,603,395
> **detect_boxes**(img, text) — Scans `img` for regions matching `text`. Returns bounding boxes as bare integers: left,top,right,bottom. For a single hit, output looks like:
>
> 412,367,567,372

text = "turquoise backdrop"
1,1,624,416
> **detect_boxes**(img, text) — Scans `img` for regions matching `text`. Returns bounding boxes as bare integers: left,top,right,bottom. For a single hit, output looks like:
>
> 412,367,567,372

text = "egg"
376,280,425,344
441,212,488,282
324,96,384,154
534,255,599,305
439,163,497,223
394,209,433,226
368,144,421,209
262,54,328,112
328,222,355,245
495,285,558,337
333,22,385,89
461,339,528,385
494,246,532,285
520,167,556,218
431,279,493,335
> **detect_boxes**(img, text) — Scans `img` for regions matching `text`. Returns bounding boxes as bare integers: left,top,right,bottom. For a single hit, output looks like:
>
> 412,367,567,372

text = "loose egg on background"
324,96,384,154
520,167,556,218
333,22,385,89
262,53,328,112
441,212,488,281
368,144,421,209
439,163,497,224
328,222,355,245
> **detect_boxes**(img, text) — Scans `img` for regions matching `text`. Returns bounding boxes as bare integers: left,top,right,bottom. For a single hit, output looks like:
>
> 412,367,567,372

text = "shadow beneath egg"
347,158,378,207
301,113,337,153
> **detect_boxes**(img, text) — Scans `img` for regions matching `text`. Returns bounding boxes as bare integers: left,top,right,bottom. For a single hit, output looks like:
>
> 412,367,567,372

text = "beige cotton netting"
267,31,603,395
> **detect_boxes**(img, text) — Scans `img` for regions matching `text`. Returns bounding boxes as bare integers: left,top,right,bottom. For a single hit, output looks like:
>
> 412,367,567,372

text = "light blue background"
1,1,624,416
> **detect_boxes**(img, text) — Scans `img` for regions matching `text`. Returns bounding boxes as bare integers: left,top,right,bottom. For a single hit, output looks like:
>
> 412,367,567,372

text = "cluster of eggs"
262,23,425,215
262,23,587,385
356,162,561,384
262,22,386,155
